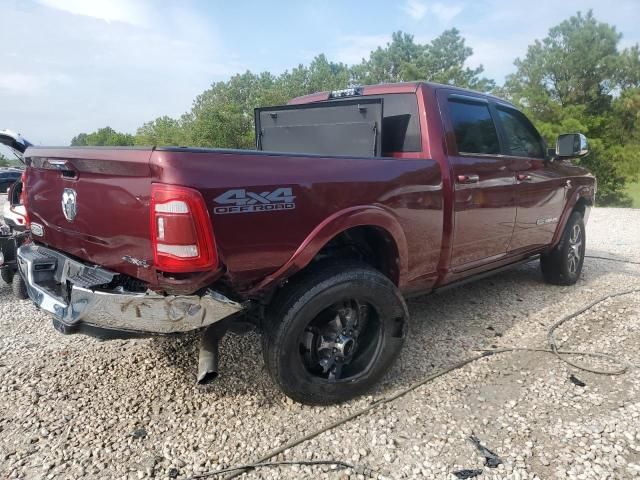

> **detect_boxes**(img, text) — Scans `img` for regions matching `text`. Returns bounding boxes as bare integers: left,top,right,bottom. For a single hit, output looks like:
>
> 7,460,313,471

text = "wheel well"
309,226,400,285
572,197,591,217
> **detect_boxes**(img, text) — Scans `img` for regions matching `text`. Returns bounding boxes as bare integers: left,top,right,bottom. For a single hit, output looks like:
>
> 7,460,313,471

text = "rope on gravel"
585,254,640,266
196,284,640,480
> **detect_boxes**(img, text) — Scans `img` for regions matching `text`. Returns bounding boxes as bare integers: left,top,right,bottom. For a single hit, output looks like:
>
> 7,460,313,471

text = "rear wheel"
541,211,585,285
1,267,14,284
262,262,408,405
12,272,28,299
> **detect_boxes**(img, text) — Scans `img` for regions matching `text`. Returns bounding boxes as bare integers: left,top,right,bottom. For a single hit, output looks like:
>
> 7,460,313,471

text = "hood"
0,129,32,161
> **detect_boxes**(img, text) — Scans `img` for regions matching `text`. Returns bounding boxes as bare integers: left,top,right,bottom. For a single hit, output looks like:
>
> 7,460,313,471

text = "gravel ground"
1,207,639,480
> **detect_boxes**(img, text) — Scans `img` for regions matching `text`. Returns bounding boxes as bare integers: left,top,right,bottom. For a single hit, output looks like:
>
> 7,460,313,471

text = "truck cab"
288,83,594,290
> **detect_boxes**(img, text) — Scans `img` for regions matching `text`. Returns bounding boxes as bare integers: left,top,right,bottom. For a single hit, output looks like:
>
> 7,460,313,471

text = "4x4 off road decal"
213,187,296,214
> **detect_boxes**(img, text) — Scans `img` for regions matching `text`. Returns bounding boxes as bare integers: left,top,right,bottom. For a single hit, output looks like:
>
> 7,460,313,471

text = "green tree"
135,116,185,146
157,56,355,150
352,30,494,91
185,72,266,149
70,127,134,146
70,133,88,146
351,31,422,84
504,11,640,205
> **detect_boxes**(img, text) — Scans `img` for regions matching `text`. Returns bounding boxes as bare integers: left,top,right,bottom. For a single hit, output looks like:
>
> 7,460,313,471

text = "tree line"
71,11,640,206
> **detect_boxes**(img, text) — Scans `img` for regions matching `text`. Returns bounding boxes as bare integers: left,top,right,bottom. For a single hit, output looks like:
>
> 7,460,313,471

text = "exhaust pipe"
197,322,229,384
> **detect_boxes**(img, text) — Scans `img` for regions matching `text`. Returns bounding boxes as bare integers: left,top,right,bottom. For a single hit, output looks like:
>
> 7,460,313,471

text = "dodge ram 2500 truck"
15,82,595,404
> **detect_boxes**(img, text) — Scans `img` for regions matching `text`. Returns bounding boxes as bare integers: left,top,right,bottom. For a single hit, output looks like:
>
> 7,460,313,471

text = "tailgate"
24,147,156,283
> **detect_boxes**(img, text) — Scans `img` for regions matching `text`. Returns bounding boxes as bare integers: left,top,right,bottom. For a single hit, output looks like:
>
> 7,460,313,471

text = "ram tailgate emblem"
61,188,77,222
213,187,296,214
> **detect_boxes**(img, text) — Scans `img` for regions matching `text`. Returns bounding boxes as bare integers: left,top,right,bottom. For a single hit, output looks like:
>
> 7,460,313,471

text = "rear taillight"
150,184,217,272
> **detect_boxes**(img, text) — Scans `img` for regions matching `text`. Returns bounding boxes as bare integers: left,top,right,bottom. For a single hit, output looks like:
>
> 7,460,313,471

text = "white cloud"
332,34,392,65
0,73,49,95
408,0,639,82
37,0,150,26
403,0,428,20
464,38,528,82
402,1,462,23
0,2,242,145
430,3,463,23
0,72,71,96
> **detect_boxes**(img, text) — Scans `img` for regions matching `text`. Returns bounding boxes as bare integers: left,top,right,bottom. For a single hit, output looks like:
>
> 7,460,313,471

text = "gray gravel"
1,207,639,480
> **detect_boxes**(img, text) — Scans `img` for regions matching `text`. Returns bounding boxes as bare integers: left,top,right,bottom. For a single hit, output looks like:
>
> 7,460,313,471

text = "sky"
1,0,639,147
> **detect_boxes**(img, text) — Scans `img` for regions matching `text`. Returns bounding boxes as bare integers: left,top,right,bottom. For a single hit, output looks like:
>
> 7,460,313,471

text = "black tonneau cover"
255,98,383,157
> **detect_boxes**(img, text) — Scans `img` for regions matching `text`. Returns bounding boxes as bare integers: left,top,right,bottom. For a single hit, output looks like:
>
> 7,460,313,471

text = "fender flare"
550,185,594,248
248,205,409,295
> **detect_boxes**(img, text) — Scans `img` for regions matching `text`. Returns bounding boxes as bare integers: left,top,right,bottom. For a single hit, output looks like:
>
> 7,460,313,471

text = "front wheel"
541,211,585,285
262,262,408,405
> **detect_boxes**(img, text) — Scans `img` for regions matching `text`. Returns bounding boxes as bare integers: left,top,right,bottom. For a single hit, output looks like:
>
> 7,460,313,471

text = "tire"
12,272,28,299
262,261,408,405
1,267,14,284
540,211,585,285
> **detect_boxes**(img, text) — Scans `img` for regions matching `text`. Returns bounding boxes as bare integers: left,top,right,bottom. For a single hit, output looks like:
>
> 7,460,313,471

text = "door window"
496,107,545,158
448,99,500,155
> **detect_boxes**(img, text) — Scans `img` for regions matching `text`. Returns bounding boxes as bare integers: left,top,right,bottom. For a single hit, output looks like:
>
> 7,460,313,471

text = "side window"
496,107,545,158
327,93,422,153
366,94,422,153
447,99,500,155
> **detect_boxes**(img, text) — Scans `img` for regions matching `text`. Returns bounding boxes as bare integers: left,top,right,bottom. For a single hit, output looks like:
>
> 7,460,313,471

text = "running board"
432,255,540,295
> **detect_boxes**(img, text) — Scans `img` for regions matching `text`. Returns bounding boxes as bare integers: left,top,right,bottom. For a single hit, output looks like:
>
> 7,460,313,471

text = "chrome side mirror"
556,133,589,158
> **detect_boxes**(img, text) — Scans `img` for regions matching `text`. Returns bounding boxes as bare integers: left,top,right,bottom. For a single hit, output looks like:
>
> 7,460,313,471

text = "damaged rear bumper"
16,244,243,336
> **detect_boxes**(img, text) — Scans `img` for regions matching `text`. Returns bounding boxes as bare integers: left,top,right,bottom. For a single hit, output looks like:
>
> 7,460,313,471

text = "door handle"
517,173,532,182
457,174,479,184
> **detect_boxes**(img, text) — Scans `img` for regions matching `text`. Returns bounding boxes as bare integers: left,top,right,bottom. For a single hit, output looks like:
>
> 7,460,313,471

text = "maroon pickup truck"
15,82,595,404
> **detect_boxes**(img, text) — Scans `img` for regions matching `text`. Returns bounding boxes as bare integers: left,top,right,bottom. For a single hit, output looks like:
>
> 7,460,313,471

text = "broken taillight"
150,184,217,272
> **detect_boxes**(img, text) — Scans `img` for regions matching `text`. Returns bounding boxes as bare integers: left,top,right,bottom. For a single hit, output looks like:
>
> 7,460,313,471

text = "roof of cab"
288,81,515,108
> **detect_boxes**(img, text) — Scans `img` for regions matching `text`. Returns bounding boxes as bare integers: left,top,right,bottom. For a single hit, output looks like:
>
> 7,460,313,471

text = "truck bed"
24,146,443,295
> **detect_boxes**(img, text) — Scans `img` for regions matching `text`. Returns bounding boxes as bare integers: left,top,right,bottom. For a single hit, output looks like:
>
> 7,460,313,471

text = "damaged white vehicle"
0,129,30,295
0,129,29,231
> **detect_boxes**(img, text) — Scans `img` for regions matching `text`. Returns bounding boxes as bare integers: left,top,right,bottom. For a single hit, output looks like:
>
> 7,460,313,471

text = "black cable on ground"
193,273,639,480
191,460,359,478
201,352,492,480
546,287,638,374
